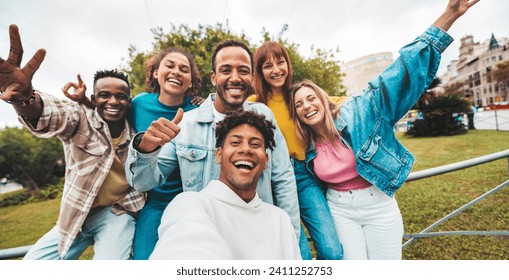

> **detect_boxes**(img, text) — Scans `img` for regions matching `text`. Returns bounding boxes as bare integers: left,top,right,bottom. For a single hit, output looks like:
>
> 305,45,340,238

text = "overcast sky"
1,0,507,127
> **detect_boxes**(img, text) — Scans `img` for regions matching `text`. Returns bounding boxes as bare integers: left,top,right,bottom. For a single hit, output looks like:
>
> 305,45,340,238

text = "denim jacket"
126,93,301,238
305,25,453,197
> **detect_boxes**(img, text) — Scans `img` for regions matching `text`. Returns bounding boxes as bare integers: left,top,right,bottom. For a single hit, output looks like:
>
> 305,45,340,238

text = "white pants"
326,186,404,260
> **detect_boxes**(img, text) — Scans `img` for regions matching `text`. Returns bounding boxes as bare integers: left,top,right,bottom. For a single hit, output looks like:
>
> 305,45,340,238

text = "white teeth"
272,74,284,79
234,160,254,170
306,111,317,118
227,88,242,93
168,78,182,85
106,108,120,113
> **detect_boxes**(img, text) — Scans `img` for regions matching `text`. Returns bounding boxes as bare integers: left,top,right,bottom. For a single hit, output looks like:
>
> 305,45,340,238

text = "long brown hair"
253,41,293,105
289,79,340,149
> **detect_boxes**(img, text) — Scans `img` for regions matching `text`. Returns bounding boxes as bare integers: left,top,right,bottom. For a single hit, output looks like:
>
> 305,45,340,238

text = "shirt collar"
203,180,262,209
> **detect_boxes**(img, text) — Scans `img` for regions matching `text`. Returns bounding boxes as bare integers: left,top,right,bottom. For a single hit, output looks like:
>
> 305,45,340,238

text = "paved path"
0,182,23,194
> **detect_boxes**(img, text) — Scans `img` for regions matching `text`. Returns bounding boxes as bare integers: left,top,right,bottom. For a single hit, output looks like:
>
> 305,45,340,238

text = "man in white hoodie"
150,110,301,260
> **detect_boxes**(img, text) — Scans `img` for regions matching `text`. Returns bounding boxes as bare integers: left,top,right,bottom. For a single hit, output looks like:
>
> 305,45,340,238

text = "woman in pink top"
288,0,479,260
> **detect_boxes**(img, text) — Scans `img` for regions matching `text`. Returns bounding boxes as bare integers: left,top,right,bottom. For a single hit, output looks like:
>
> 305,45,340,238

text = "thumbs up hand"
138,108,184,152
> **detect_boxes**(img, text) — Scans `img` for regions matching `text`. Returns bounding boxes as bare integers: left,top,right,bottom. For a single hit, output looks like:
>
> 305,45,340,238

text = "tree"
493,60,509,100
0,127,64,191
413,77,442,109
123,23,346,98
406,94,470,137
443,81,465,97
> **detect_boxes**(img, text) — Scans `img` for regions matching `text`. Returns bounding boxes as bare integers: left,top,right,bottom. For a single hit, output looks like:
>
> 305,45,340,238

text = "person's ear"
215,147,222,164
153,69,159,79
210,70,217,87
264,152,268,169
90,93,96,106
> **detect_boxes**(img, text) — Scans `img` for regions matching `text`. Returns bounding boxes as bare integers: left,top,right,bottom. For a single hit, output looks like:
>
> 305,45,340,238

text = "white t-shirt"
150,180,301,260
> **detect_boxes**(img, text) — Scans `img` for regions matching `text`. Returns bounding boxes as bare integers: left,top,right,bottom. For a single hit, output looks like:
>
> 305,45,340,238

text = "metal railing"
1,149,509,259
403,149,509,248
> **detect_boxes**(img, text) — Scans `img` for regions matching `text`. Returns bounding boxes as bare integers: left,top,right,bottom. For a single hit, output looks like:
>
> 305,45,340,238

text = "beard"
215,81,254,111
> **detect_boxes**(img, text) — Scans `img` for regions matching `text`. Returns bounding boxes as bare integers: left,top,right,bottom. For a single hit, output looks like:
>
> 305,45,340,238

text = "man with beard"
126,40,301,250
149,110,301,259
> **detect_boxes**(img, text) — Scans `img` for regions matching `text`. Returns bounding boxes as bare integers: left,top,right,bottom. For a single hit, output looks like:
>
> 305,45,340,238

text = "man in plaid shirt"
0,25,144,259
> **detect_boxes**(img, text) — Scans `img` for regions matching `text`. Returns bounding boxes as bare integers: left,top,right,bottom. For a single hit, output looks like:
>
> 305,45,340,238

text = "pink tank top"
314,139,370,192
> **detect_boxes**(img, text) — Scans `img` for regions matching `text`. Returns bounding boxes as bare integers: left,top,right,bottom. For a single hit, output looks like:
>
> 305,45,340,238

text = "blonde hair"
288,79,340,149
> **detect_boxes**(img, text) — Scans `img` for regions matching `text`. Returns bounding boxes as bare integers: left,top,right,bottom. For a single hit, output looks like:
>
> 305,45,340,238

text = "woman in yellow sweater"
248,41,343,260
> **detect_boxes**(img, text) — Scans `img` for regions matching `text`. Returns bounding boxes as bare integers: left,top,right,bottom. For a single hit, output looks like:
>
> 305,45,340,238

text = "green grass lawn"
1,130,508,260
397,130,509,259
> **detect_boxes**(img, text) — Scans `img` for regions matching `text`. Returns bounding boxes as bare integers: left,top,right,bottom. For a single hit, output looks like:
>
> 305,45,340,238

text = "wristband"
8,90,38,107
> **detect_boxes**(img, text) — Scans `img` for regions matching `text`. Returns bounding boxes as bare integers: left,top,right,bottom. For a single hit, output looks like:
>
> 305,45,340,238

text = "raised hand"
434,0,480,31
0,24,46,104
62,74,95,109
138,108,184,152
62,74,87,102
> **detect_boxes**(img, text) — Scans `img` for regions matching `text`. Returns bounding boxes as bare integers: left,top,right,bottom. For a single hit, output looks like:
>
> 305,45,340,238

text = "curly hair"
94,69,129,87
215,110,276,151
145,47,202,97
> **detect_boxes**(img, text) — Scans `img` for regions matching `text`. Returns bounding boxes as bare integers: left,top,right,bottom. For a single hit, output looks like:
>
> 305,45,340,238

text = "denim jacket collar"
195,93,256,124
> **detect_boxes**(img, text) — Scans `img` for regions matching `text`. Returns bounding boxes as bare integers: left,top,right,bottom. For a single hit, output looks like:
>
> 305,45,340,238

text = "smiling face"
92,77,130,123
211,46,253,113
262,55,288,93
215,124,268,202
294,86,326,129
154,52,192,104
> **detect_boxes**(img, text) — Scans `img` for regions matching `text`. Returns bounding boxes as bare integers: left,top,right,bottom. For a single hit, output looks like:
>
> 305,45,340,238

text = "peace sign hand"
0,24,46,104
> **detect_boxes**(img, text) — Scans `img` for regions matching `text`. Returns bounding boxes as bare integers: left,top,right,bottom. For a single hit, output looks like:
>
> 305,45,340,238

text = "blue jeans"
23,206,135,260
293,159,343,260
132,202,166,260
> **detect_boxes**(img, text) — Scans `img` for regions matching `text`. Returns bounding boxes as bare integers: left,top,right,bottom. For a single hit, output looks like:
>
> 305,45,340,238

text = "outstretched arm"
0,24,46,120
434,0,480,31
62,74,95,109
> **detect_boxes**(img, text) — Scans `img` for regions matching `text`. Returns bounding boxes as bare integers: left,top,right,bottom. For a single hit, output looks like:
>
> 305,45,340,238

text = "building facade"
441,34,509,108
341,52,393,96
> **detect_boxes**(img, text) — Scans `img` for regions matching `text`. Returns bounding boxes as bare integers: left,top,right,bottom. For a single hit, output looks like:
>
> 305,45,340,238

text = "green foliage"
0,178,63,207
123,23,346,98
406,94,471,137
0,127,64,191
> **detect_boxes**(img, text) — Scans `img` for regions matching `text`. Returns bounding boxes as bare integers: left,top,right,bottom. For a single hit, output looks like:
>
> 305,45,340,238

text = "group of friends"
0,0,478,260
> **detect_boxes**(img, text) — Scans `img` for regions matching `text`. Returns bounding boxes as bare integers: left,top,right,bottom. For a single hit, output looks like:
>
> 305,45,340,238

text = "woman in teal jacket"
288,0,479,259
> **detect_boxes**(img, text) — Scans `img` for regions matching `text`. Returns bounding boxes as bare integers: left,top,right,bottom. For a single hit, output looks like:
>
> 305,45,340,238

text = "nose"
302,100,311,110
107,96,121,105
238,142,253,155
272,64,280,74
171,68,182,77
230,70,241,82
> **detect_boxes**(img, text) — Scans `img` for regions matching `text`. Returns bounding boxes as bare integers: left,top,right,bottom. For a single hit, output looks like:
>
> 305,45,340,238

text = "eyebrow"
229,134,263,142
163,59,190,67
